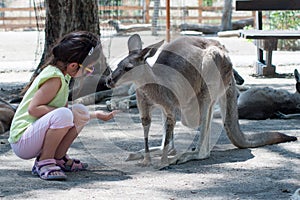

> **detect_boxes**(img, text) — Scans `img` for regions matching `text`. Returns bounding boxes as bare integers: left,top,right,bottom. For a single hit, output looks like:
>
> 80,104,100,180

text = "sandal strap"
61,155,70,163
68,159,87,171
33,159,66,180
56,155,88,172
40,166,62,175
36,159,57,169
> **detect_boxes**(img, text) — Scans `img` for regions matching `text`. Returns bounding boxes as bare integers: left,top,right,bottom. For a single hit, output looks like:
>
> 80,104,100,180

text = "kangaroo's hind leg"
169,98,215,165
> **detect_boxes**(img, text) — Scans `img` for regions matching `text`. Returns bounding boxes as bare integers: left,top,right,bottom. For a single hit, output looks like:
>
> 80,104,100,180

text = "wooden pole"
145,0,150,23
198,0,203,23
166,0,170,42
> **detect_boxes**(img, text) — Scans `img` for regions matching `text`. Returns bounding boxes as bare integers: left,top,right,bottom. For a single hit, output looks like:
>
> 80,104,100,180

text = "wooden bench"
236,0,300,76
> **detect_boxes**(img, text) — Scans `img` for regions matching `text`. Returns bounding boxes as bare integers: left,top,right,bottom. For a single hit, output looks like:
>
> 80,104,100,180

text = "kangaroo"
238,69,300,120
106,34,297,168
0,98,16,134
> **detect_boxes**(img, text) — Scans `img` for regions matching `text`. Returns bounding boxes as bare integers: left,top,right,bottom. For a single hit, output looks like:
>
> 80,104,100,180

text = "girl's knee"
57,107,74,121
50,107,74,128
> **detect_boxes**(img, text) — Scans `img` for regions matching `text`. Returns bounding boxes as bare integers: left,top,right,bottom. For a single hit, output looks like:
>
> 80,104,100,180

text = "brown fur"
0,99,16,134
107,34,297,168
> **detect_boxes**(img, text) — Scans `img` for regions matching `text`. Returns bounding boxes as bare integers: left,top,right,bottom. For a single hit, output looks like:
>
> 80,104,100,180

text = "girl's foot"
32,158,67,180
56,155,88,172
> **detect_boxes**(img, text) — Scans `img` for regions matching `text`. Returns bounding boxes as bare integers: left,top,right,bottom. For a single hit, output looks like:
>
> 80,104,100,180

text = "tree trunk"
22,0,112,101
32,0,100,79
221,0,232,31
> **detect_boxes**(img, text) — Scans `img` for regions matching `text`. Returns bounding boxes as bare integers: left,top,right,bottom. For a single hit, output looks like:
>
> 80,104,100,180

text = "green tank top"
9,65,71,143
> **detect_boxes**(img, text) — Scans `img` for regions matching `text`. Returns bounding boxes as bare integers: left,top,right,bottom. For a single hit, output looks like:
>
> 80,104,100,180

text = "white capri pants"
10,104,90,159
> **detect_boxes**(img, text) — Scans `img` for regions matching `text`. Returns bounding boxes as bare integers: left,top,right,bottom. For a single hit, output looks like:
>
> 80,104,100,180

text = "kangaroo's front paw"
126,152,144,161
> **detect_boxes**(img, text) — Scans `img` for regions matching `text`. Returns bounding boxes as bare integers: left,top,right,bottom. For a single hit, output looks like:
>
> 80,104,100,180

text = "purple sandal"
56,155,88,172
32,159,67,180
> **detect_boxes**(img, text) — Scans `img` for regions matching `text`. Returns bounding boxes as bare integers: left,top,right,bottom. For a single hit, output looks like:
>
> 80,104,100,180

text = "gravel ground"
0,31,299,200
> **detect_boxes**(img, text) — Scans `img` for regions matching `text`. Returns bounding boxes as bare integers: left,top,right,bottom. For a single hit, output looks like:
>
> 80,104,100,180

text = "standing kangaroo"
238,69,300,120
106,34,297,167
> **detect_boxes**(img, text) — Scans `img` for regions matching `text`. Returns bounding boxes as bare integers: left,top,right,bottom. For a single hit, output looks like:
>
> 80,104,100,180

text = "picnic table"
236,0,300,76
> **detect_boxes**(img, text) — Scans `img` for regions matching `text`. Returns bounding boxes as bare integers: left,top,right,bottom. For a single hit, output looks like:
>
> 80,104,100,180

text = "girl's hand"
91,110,120,121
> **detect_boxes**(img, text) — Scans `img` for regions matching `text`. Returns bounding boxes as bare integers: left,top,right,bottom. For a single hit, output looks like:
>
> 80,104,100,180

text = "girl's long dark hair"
21,31,99,94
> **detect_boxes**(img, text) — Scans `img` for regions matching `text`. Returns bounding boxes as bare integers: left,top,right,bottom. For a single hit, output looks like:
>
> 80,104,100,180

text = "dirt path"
0,32,299,200
0,109,299,200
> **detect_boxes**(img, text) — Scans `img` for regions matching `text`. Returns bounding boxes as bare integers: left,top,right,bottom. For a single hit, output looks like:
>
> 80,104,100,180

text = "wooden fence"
0,5,254,31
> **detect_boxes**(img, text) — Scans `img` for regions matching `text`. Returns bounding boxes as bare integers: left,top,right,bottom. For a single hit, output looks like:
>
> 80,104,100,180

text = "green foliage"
203,0,213,6
269,11,300,30
269,11,300,50
243,25,254,30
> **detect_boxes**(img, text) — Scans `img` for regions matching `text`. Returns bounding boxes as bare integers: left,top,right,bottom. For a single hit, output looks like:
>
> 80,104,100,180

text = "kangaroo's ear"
296,83,300,93
139,40,164,61
294,69,300,83
233,69,244,85
128,34,143,53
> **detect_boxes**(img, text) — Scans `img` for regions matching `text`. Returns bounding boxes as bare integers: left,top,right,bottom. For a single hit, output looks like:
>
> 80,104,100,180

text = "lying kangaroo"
0,98,16,134
238,69,300,120
106,34,297,167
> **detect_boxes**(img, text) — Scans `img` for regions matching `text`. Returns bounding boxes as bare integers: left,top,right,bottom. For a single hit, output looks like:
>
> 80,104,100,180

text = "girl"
9,31,117,180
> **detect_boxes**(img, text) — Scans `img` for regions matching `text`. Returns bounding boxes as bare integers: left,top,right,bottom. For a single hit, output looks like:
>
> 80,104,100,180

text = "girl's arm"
90,110,120,121
28,77,61,118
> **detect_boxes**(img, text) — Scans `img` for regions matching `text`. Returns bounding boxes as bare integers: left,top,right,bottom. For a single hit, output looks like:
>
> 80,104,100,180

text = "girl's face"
65,63,80,77
77,63,95,77
65,62,95,78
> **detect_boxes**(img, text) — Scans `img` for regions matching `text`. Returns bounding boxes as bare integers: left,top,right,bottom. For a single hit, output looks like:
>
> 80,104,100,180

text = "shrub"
269,11,300,50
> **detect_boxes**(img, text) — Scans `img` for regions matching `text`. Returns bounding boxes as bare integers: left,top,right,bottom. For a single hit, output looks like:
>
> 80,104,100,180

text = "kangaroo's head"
106,34,164,88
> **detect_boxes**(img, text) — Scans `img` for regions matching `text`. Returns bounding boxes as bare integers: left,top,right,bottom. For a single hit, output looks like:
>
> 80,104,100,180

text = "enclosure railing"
0,5,254,31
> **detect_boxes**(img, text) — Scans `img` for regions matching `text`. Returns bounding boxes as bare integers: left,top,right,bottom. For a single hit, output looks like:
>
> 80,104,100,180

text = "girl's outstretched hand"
90,110,120,121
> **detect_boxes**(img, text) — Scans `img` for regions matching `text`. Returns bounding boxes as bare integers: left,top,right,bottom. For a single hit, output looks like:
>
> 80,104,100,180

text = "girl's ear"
68,62,79,70
66,62,81,77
